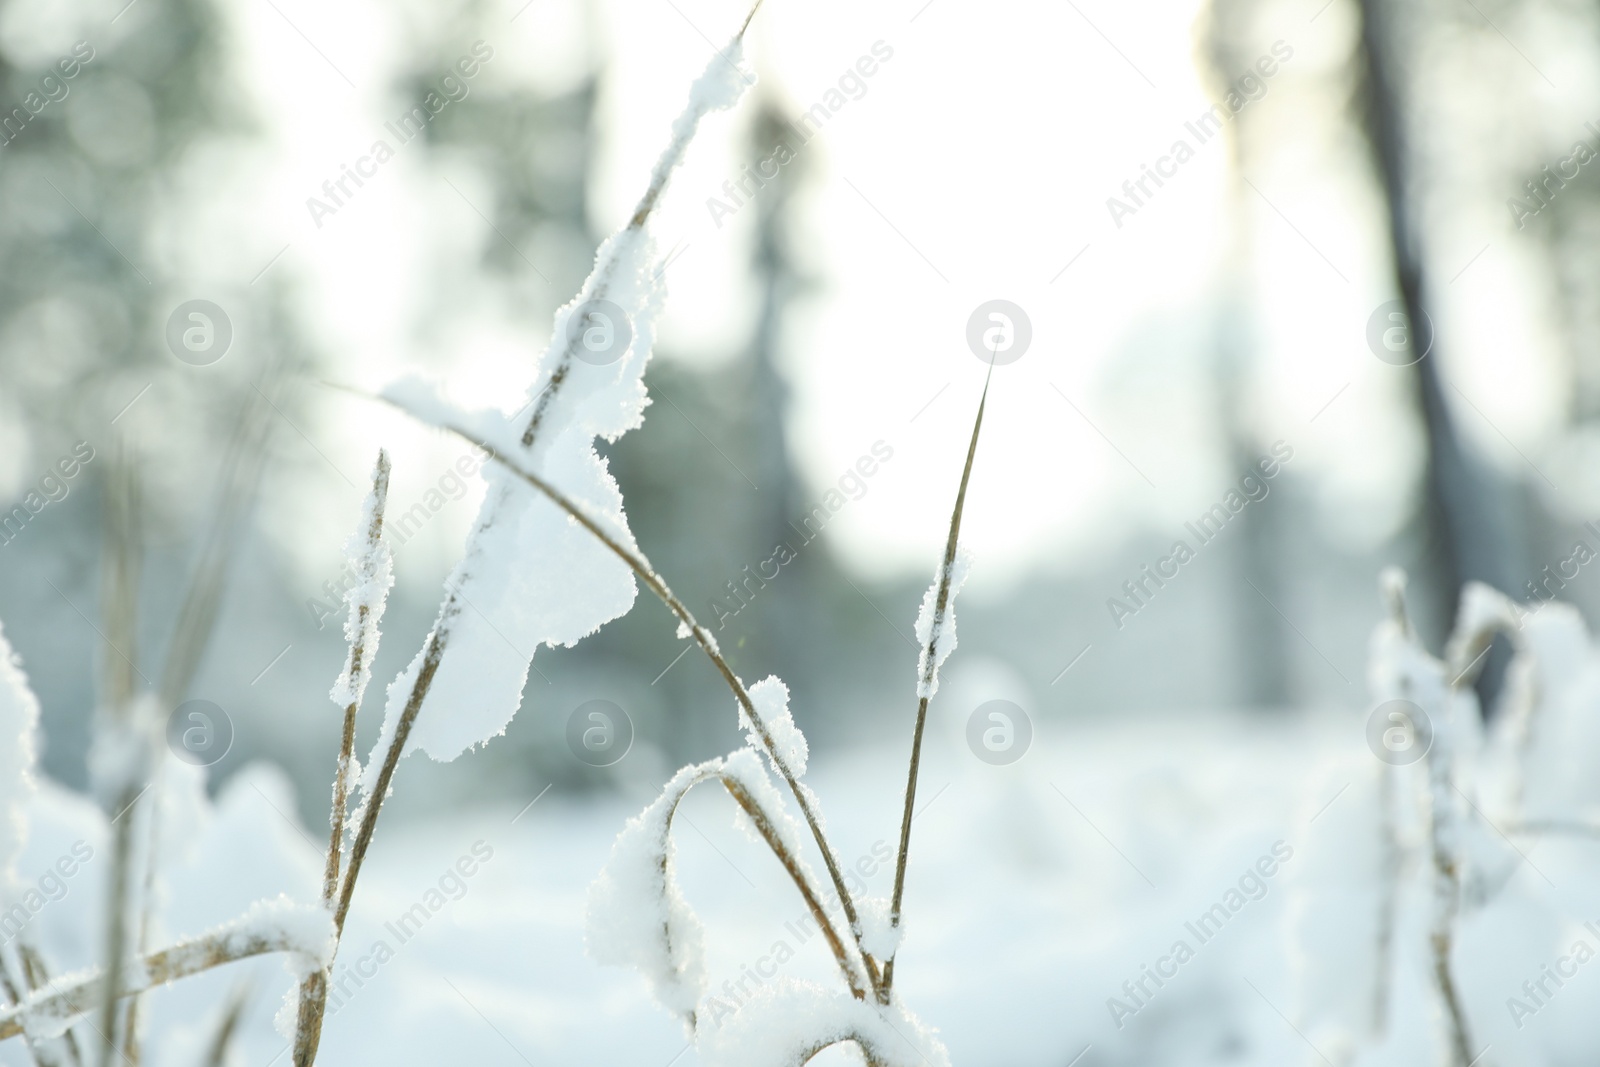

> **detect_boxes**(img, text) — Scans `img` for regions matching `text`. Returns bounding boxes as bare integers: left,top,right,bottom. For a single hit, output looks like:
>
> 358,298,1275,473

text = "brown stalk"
375,408,881,992
639,766,865,1015
648,765,725,1027
293,452,391,1067
880,370,991,1001
329,622,450,939
719,776,867,1000
313,9,769,1012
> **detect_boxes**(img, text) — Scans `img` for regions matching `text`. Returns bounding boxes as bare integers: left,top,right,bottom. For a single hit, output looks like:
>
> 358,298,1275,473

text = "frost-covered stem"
881,377,990,1002
320,7,765,979
637,767,863,1007
295,452,391,1067
332,624,450,937
0,919,326,1043
322,685,363,902
518,4,760,450
317,12,767,1014
408,417,878,988
719,776,868,1000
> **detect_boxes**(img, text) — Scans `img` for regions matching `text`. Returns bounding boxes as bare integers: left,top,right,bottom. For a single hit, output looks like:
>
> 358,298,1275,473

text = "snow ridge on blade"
359,41,754,784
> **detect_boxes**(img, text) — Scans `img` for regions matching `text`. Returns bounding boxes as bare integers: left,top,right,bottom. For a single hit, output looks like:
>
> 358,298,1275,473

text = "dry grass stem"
293,452,391,1067
881,371,991,1000
376,409,882,992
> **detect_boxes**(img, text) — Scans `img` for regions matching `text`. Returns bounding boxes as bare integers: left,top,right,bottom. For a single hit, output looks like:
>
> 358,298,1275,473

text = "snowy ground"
8,685,1597,1067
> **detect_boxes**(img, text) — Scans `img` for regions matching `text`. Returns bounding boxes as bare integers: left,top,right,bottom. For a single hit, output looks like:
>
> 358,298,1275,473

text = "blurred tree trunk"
1357,0,1514,709
1202,0,1292,708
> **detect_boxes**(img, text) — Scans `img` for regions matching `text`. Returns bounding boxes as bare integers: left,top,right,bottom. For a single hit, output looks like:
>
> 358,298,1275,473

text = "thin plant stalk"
367,407,881,993
638,766,867,1016
320,4,770,996
720,776,868,999
519,3,762,449
881,370,991,1001
330,624,447,937
293,452,390,1067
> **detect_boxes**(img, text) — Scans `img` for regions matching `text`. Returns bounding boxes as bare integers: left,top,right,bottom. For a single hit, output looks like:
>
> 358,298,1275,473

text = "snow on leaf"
586,758,724,1019
356,641,427,798
361,38,753,779
914,546,974,700
329,451,394,710
369,290,650,773
856,895,900,959
720,747,810,865
739,676,808,777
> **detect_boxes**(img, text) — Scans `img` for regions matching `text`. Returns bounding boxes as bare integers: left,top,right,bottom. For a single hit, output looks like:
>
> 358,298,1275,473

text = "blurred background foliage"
0,0,1596,828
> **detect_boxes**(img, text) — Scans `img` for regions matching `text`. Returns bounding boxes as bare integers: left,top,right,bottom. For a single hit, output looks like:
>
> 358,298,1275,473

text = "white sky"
47,0,1585,594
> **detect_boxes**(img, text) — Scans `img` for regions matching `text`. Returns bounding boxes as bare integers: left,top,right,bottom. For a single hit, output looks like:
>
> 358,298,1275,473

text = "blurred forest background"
0,0,1593,826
